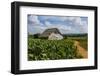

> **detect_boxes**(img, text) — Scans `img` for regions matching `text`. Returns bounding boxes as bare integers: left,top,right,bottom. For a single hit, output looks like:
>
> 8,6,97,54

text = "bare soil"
74,41,88,58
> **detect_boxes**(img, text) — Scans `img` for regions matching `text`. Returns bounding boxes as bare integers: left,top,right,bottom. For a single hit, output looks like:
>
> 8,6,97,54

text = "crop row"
28,38,83,60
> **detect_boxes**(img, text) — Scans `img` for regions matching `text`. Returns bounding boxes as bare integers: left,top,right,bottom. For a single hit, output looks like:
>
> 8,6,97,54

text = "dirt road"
74,41,88,58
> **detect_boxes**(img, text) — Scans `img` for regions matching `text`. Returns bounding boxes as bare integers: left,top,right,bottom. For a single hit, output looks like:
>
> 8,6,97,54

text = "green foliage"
68,36,88,50
78,38,88,51
28,38,83,61
33,34,40,38
39,37,48,39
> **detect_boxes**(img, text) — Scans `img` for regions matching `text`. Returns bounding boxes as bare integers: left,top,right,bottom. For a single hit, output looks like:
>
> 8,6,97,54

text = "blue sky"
28,15,88,34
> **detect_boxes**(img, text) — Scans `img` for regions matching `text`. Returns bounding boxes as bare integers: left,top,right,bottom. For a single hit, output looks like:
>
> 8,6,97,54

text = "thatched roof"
40,28,62,37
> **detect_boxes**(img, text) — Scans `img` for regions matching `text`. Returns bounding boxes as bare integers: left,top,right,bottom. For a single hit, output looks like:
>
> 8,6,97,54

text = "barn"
40,28,63,40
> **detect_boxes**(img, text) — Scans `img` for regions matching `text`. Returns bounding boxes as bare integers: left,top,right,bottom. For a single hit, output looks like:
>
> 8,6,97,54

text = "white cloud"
73,17,88,33
44,21,72,34
60,17,88,33
28,25,47,34
60,16,76,21
28,15,88,34
28,15,45,34
45,21,52,26
74,17,82,25
28,15,40,24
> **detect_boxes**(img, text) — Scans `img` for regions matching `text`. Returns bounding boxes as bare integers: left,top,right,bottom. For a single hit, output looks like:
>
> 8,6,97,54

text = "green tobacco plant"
28,38,83,61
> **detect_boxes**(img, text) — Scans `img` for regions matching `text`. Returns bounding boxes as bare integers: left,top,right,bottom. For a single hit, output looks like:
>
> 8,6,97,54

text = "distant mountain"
62,33,88,37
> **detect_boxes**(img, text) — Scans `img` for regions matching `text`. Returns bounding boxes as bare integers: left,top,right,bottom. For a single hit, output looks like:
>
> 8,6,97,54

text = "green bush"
28,38,83,61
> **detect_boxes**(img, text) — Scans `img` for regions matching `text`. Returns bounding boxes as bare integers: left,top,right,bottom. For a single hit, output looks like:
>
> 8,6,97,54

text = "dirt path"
74,41,88,58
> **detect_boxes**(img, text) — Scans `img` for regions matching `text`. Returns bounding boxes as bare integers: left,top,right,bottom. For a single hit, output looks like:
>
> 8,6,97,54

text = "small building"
40,28,63,40
48,32,63,40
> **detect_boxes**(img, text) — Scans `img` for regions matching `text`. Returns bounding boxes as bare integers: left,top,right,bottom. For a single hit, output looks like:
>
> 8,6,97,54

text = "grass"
68,36,88,51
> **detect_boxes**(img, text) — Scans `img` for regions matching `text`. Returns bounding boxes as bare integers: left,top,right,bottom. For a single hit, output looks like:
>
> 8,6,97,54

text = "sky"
28,15,88,35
